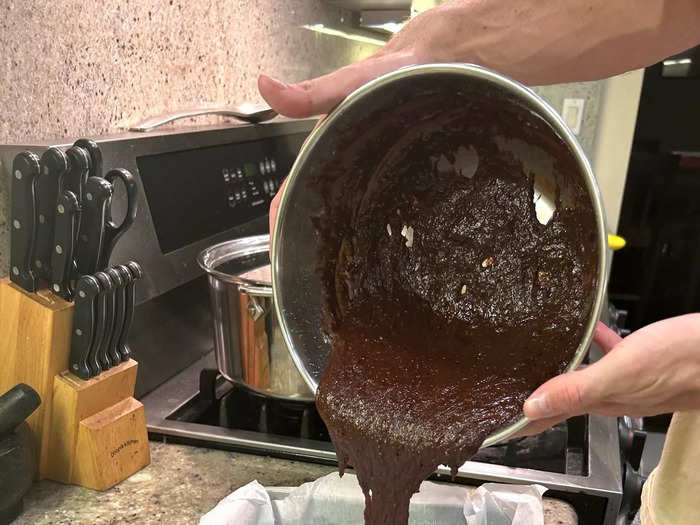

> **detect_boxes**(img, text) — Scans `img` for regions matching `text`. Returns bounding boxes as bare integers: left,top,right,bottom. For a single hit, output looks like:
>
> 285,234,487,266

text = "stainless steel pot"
197,235,314,400
272,63,608,446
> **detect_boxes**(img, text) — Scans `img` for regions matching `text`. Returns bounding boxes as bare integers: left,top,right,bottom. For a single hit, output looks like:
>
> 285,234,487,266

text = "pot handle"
0,384,41,437
128,105,277,132
240,283,273,322
239,283,273,297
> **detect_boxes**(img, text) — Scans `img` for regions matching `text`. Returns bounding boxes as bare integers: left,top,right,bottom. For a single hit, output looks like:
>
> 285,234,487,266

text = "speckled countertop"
13,441,578,524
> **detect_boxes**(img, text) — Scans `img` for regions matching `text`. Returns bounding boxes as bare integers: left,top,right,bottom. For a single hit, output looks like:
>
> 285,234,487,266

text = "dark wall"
633,46,700,152
609,46,700,330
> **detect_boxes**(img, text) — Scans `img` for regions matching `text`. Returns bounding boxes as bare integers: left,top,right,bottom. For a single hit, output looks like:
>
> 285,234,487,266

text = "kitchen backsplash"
0,0,380,142
0,0,603,277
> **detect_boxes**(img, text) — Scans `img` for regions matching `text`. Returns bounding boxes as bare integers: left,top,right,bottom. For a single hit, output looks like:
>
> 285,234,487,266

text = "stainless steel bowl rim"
197,234,273,296
272,63,609,448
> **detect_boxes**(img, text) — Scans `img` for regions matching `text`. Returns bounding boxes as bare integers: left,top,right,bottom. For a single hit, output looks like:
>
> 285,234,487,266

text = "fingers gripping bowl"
271,63,608,448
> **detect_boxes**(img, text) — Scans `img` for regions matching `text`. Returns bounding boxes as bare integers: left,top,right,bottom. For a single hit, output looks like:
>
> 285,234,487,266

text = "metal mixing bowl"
271,63,608,447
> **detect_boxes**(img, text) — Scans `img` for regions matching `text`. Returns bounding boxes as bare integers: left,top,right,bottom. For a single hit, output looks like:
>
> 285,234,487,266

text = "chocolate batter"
312,79,598,525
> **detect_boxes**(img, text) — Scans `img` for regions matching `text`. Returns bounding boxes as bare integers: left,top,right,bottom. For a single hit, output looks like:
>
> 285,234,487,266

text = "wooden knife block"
0,278,150,490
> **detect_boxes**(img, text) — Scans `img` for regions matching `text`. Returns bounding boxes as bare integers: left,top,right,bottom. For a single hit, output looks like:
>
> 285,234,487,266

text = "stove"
6,118,640,524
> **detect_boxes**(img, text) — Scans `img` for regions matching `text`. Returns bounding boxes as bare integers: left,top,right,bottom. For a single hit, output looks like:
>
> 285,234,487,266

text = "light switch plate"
561,98,585,135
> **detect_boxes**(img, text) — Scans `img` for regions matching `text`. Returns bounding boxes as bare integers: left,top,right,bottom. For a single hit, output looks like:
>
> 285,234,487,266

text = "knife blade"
116,261,143,363
68,275,100,380
49,191,80,300
9,151,41,292
75,177,112,276
105,267,125,366
62,146,90,205
97,168,138,270
72,138,102,179
34,148,69,282
93,271,116,373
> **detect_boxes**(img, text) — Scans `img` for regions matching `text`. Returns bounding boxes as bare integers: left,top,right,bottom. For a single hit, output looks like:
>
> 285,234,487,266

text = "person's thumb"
258,51,416,118
523,367,599,420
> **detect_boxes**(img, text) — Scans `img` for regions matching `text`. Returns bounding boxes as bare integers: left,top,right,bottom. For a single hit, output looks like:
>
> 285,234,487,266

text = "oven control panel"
137,132,308,254
222,156,282,209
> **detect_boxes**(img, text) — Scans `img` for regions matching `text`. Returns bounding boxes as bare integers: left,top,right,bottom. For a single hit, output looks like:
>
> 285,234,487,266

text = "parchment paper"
199,472,548,525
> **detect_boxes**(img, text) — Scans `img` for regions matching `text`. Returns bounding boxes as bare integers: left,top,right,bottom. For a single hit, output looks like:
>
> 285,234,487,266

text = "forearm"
258,0,700,116
395,0,700,85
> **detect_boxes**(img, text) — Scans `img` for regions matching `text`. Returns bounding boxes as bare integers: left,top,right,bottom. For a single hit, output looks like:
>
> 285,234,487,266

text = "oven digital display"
137,132,308,254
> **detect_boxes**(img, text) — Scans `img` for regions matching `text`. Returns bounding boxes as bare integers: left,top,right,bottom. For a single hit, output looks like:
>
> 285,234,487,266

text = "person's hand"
518,314,700,436
268,180,283,237
262,0,699,233
258,0,700,119
267,114,327,236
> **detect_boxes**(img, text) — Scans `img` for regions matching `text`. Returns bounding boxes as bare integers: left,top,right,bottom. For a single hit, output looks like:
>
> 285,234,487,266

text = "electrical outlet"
562,98,585,135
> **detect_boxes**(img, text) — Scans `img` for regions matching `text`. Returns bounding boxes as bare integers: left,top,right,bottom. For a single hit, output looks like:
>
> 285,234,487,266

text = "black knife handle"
93,272,116,373
35,148,69,282
10,151,41,292
114,265,132,362
98,169,138,270
72,139,102,179
75,177,112,276
50,191,80,301
118,261,143,362
69,275,100,380
105,267,125,366
62,146,90,205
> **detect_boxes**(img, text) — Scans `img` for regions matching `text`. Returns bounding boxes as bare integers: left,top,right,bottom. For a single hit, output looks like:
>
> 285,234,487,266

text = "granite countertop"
13,442,578,524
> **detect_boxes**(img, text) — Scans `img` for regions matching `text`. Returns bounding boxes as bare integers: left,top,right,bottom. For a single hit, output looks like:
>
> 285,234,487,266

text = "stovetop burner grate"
166,368,585,476
144,352,623,524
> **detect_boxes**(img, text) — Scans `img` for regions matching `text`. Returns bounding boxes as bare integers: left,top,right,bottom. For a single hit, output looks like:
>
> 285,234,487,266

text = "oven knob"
259,161,266,175
271,159,277,172
237,168,243,179
265,159,272,173
619,462,647,524
619,416,646,470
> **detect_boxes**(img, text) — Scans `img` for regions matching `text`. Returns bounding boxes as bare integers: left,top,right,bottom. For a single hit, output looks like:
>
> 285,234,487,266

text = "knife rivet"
35,260,42,268
55,245,63,254
43,166,49,175
86,193,93,201
53,284,60,292
11,266,19,275
75,328,83,336
79,290,86,298
14,170,22,180
38,214,45,224
12,219,20,229
72,364,79,371
57,204,65,214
